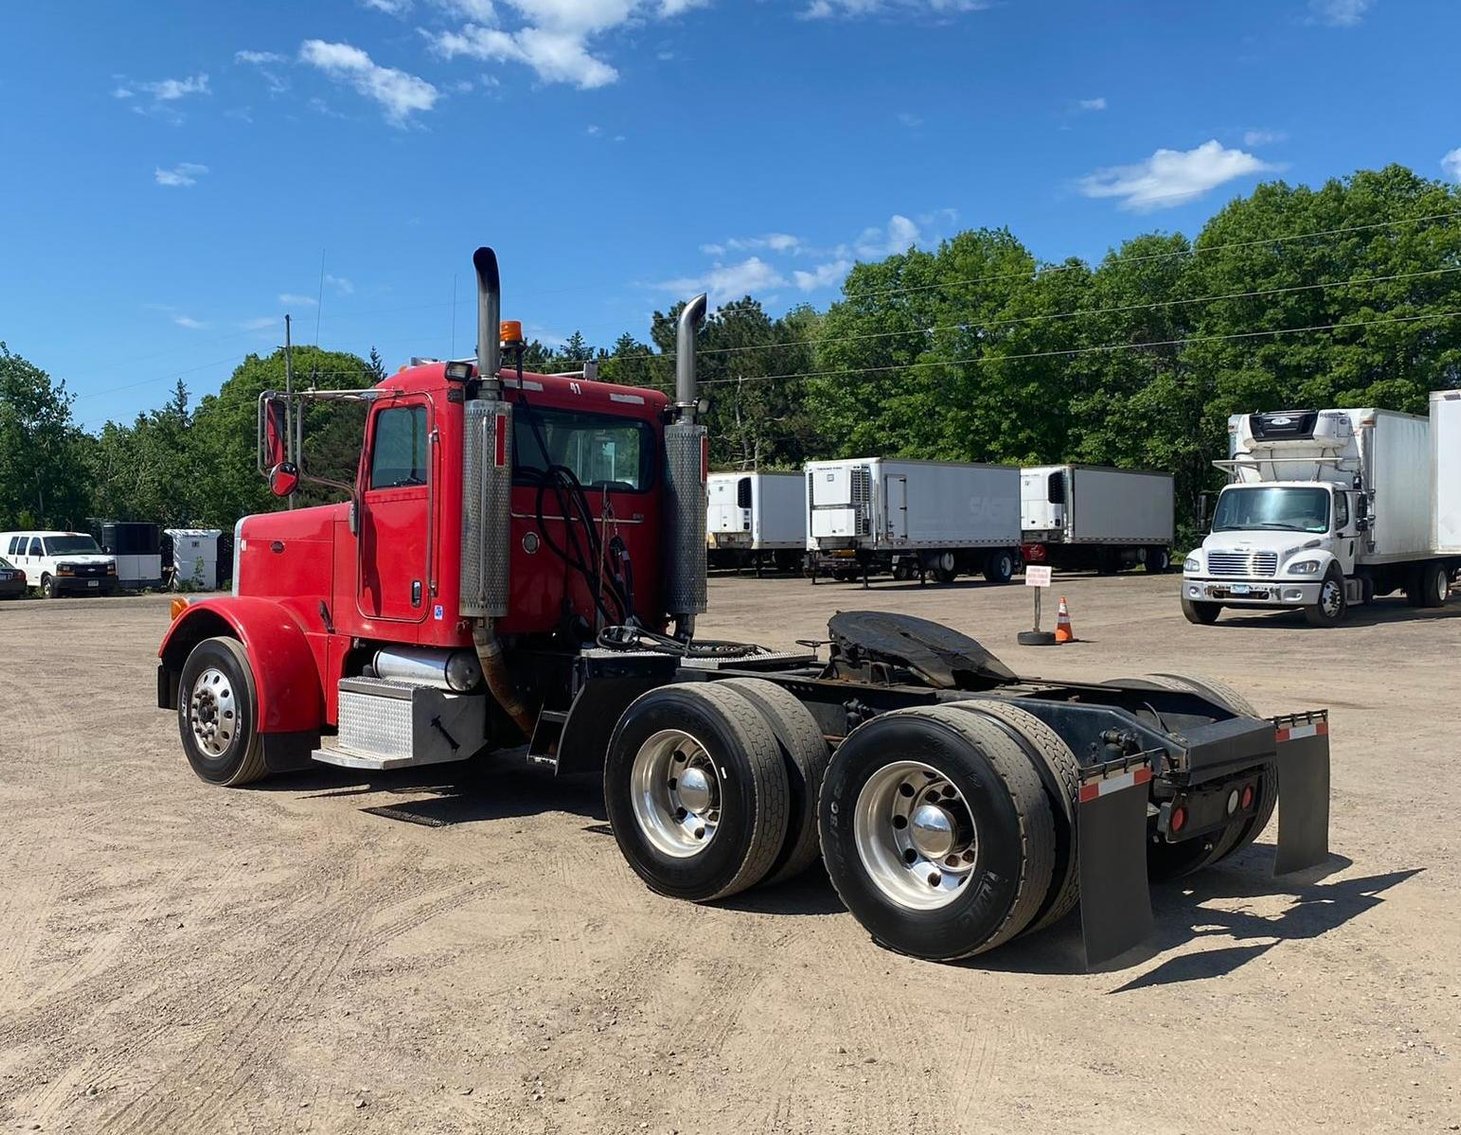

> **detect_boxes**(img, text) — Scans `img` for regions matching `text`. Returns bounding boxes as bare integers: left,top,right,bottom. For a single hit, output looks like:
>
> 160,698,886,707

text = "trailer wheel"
942,701,1080,932
1144,546,1170,574
178,636,268,787
982,550,1015,584
716,678,830,885
605,683,789,903
819,706,1054,961
1180,594,1221,625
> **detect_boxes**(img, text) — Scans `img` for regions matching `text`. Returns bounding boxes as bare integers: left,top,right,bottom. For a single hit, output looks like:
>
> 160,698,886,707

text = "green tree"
0,343,90,528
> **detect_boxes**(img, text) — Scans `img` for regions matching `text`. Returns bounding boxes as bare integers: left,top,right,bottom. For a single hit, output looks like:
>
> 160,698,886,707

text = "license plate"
1229,583,1251,595
87,580,99,588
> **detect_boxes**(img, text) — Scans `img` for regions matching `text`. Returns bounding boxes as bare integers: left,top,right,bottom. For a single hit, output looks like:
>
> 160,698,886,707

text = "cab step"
527,708,569,770
311,676,486,771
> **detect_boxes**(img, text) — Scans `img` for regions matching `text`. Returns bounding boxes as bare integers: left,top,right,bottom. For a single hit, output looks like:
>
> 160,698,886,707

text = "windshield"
44,535,103,555
1212,486,1331,534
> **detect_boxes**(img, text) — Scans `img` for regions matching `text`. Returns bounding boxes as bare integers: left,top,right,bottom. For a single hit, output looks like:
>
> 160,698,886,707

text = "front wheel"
1180,594,1221,625
818,706,1054,961
40,574,56,599
1303,568,1347,627
178,636,268,786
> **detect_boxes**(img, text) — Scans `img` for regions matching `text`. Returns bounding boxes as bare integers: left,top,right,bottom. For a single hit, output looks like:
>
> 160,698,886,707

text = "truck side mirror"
260,395,290,473
1197,491,1213,531
1355,516,1369,533
268,461,300,498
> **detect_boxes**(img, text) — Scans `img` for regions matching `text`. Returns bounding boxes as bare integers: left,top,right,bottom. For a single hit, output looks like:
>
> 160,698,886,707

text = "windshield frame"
43,535,104,556
1212,485,1332,535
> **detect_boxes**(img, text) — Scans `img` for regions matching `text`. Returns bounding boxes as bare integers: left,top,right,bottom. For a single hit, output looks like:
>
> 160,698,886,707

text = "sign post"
1018,565,1057,646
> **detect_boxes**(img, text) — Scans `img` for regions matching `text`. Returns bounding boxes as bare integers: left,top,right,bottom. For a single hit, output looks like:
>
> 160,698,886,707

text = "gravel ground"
0,574,1457,1134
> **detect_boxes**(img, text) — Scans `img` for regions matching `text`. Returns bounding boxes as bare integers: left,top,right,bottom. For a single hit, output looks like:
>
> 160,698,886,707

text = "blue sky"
2,0,1458,429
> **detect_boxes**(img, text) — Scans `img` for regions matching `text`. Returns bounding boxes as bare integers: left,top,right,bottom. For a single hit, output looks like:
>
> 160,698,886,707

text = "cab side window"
28,538,42,557
369,406,429,490
1334,493,1349,530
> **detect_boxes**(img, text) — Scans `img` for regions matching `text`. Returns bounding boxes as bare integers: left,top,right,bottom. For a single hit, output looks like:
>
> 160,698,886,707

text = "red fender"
158,597,325,734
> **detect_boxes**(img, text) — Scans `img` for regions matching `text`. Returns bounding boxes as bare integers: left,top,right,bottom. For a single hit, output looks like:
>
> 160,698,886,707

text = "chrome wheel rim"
1320,579,1342,617
630,729,722,858
188,667,238,757
853,760,977,910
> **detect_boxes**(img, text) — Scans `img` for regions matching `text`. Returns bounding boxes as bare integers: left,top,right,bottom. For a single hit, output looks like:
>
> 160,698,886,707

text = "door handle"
411,580,422,607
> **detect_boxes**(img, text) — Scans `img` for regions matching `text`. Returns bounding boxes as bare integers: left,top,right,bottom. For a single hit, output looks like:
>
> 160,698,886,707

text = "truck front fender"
158,597,325,734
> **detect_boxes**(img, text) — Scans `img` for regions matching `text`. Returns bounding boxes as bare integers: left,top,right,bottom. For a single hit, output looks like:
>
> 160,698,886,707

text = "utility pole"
284,314,297,510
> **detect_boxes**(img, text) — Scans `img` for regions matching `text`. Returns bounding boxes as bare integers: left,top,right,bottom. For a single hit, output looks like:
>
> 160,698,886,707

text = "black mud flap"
1077,755,1156,967
1271,711,1330,875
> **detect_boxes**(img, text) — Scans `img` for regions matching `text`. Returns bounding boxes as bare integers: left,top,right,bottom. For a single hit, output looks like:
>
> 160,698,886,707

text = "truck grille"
1207,551,1278,578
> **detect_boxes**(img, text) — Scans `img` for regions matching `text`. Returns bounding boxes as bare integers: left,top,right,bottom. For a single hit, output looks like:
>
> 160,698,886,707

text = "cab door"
1332,489,1357,576
358,398,434,624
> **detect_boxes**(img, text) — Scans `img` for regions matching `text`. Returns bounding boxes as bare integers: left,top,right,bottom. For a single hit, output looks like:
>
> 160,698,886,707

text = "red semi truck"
158,247,1332,965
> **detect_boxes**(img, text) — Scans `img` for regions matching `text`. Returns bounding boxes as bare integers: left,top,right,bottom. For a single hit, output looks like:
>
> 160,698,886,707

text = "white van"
0,531,118,598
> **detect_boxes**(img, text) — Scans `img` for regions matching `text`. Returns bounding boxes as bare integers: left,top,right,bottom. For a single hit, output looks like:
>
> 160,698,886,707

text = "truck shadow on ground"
1217,599,1461,629
975,848,1420,987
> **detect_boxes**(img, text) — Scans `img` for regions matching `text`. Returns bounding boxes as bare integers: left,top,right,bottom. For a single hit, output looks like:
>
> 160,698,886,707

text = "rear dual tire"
817,706,1059,961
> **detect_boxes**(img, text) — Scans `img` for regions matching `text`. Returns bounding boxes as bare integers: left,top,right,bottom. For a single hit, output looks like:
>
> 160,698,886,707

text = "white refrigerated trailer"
1182,404,1460,626
706,471,806,572
1433,390,1461,555
805,457,1021,584
1020,465,1175,573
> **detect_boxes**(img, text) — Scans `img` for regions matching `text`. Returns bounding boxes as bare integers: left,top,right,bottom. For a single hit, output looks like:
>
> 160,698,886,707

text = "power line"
694,308,1461,387
578,264,1461,367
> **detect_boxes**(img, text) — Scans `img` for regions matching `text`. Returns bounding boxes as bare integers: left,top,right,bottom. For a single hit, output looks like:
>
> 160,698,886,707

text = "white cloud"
173,315,207,329
1077,140,1275,211
854,214,921,257
427,0,712,89
1077,97,1106,111
701,232,804,256
279,293,319,306
141,74,211,100
1242,128,1287,146
657,257,788,300
235,50,287,64
364,0,414,12
112,87,134,99
154,162,209,187
897,112,923,128
792,259,852,291
1308,0,1373,26
299,40,440,124
801,0,988,19
1442,148,1461,183
115,73,211,119
240,316,281,331
325,273,355,294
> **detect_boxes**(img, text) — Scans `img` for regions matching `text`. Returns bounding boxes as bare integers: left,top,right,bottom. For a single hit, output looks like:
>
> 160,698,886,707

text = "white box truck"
1433,390,1461,554
706,471,806,573
1181,405,1460,626
1021,465,1175,573
805,458,1021,584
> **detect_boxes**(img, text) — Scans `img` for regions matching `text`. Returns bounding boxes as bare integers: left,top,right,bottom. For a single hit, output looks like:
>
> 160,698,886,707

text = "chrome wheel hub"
1320,579,1342,615
188,667,237,758
630,729,722,858
853,760,977,910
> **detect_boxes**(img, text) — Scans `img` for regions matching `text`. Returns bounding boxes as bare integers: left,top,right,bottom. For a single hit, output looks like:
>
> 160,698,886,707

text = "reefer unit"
806,458,1021,583
706,472,806,568
89,520,163,590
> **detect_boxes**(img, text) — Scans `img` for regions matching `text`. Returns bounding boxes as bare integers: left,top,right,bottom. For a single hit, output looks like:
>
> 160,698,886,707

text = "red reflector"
1241,784,1255,810
493,412,508,468
1170,805,1187,833
700,434,709,483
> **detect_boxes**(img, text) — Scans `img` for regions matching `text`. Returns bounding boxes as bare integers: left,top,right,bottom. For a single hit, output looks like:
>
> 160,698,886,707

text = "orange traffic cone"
1054,596,1075,644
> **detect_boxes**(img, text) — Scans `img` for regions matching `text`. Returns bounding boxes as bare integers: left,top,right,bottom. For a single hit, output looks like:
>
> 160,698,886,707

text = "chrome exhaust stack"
664,293,709,638
460,246,532,736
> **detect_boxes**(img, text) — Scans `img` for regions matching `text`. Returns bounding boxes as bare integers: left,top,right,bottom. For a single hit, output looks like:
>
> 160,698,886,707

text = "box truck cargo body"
1020,465,1175,573
1432,390,1461,554
706,471,806,571
806,458,1021,583
1182,405,1460,626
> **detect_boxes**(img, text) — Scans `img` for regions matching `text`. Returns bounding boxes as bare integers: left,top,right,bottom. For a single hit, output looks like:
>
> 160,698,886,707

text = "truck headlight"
1286,559,1322,575
1183,556,1201,573
107,562,117,574
58,564,75,576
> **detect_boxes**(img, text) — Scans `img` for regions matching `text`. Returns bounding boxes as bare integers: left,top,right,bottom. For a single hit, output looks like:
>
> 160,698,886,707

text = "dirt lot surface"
1,576,1458,1134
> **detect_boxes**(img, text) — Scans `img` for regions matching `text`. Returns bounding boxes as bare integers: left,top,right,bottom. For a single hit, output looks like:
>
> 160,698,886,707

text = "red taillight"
1170,805,1187,833
1240,784,1255,810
